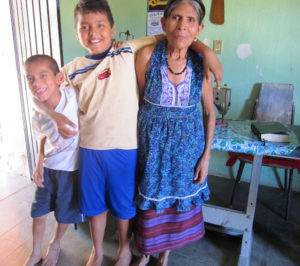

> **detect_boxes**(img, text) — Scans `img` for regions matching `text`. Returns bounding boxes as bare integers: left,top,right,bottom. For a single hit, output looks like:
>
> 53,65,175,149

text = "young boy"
23,55,85,266
36,1,223,265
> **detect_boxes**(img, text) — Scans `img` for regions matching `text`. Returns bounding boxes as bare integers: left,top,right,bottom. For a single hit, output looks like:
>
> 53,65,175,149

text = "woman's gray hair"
164,0,206,25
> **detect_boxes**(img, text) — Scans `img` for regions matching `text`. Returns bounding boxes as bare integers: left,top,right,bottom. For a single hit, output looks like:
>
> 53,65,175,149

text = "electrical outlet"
213,40,223,54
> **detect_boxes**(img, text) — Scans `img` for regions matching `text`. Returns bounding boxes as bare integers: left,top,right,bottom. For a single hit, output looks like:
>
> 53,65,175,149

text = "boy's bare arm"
153,34,166,43
33,98,77,139
135,44,155,105
191,41,223,89
32,136,46,188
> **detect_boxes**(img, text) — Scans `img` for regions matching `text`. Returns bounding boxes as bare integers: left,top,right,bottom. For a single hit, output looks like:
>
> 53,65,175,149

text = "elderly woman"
133,0,215,265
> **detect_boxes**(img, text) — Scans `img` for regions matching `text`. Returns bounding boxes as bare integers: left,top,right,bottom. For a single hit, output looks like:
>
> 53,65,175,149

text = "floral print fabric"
135,41,210,213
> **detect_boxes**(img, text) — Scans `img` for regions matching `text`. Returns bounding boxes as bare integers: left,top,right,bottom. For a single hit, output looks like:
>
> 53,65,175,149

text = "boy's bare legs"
86,211,108,266
115,218,132,266
24,215,47,266
42,222,68,266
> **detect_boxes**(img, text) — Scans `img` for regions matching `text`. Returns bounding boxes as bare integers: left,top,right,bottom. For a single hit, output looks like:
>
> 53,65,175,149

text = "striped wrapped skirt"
134,205,205,255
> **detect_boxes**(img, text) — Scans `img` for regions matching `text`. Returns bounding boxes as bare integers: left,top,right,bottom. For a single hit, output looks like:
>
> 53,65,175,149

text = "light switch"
213,40,223,54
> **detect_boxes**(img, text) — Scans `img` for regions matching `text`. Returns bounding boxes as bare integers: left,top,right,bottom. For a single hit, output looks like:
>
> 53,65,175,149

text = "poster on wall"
147,0,168,35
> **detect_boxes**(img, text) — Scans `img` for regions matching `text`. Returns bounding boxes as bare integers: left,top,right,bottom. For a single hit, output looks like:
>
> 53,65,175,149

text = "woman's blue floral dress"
135,41,210,213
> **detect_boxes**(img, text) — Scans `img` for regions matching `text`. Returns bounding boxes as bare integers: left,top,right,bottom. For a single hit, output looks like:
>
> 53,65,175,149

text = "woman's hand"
193,156,210,185
51,112,78,139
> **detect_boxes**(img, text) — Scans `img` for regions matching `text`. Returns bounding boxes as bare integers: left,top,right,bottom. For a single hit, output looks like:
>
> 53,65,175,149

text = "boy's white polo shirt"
62,36,156,150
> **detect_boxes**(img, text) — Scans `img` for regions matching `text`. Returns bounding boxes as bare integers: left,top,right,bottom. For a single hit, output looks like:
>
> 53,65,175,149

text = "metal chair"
226,83,299,219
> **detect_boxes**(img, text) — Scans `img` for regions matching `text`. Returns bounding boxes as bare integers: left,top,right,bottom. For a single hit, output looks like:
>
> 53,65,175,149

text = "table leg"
238,154,263,266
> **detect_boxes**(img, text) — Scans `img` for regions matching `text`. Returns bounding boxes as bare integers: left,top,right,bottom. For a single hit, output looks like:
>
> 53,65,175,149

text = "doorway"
0,1,29,178
0,0,63,180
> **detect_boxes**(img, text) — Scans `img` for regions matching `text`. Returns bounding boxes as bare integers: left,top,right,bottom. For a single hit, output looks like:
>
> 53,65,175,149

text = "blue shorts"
31,168,86,224
79,148,137,219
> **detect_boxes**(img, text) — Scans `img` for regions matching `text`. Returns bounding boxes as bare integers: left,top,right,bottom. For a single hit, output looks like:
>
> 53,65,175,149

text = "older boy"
37,1,223,265
23,55,85,266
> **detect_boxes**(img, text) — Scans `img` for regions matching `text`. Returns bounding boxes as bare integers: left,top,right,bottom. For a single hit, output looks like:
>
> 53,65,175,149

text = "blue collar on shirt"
85,45,112,60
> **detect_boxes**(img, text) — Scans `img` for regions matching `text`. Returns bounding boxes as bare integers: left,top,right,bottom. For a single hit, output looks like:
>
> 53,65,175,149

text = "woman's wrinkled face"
161,1,203,49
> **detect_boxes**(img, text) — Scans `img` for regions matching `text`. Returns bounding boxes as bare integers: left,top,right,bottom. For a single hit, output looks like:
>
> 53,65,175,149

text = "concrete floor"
0,172,299,266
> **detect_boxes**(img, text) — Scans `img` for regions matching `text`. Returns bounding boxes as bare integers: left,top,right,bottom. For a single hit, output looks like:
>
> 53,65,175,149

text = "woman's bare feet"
42,242,60,266
131,254,150,266
157,250,170,266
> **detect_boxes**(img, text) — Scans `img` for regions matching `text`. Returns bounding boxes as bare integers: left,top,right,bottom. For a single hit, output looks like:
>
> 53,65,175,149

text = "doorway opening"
0,0,63,182
0,1,29,179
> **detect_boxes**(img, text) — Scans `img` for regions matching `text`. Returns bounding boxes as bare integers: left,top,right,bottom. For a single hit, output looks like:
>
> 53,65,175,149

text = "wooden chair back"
253,83,294,124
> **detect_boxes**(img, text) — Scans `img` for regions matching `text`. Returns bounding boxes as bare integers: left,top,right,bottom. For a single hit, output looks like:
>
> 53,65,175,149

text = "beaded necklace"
166,56,188,75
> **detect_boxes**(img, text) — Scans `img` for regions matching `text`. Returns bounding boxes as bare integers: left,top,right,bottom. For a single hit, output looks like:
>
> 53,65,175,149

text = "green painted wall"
60,0,300,191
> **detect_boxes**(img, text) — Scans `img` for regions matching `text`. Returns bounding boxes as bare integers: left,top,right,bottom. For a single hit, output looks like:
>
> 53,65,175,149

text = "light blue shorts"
79,148,137,219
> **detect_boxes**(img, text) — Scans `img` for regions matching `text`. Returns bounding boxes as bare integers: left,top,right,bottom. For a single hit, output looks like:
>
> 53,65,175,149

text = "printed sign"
147,11,164,35
147,0,167,35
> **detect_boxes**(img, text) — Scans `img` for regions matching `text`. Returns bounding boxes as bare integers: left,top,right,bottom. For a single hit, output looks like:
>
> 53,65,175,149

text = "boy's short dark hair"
24,54,60,74
74,0,114,27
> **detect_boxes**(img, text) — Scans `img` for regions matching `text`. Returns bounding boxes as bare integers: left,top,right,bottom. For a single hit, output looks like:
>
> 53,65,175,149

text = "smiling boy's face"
25,60,63,109
76,11,115,55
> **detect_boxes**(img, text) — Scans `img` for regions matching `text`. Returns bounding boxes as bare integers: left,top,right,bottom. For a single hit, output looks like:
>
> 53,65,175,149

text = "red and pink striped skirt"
134,205,205,255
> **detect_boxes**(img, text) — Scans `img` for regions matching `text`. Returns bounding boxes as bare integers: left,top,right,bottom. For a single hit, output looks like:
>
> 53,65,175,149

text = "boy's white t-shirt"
32,86,79,171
